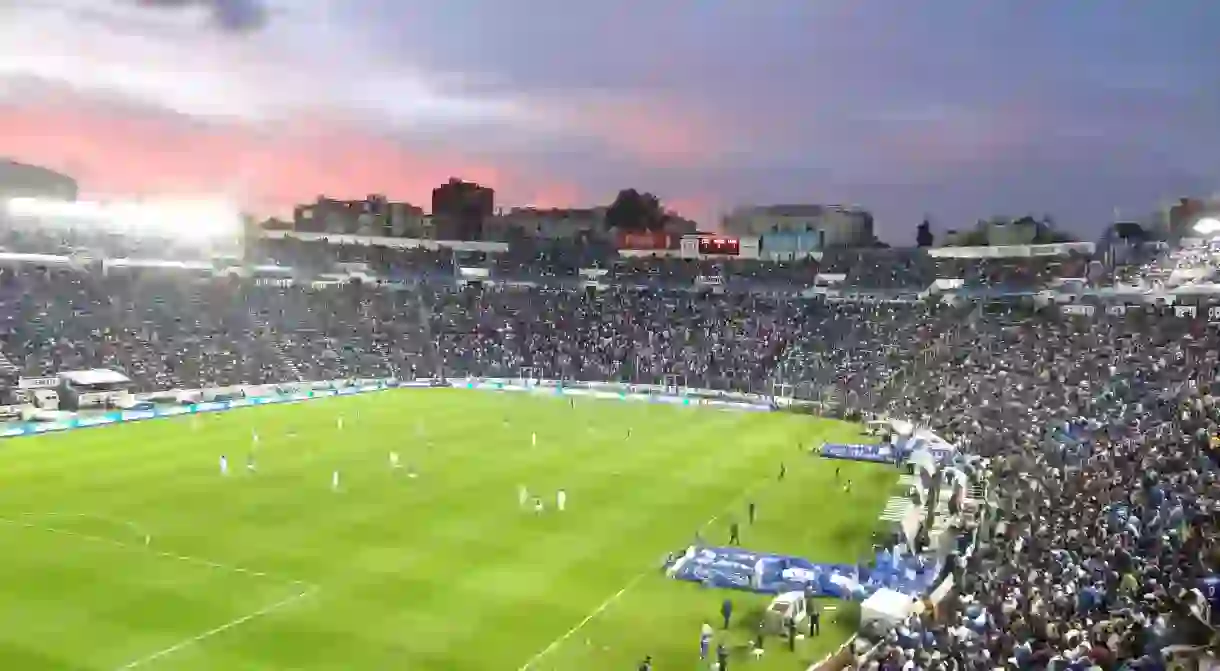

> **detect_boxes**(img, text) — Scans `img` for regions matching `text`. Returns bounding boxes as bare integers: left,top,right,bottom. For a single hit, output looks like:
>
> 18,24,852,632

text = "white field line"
114,584,318,670
515,473,777,671
0,513,319,669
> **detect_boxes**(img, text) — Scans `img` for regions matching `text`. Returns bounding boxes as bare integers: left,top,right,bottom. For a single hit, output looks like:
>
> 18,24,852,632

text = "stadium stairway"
266,336,304,381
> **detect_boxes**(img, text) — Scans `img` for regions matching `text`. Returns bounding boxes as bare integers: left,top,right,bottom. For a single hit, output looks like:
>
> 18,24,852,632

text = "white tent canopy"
860,588,917,630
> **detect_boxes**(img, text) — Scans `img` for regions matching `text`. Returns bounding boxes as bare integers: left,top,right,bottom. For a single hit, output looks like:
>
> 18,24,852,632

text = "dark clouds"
5,0,1220,237
132,0,267,32
355,0,1220,236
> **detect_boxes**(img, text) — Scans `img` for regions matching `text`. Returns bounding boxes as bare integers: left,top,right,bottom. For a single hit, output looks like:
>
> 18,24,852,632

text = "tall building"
431,178,494,241
1167,197,1208,237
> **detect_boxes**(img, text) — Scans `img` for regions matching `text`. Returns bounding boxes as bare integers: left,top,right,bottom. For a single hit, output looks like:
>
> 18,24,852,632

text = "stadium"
0,160,79,202
0,187,1216,671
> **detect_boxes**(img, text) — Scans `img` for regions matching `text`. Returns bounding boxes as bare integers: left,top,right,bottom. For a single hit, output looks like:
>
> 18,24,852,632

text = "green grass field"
0,389,897,670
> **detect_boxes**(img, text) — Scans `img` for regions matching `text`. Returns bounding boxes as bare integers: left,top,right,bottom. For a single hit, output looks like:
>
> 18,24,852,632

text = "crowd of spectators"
1,216,1217,670
859,306,1220,671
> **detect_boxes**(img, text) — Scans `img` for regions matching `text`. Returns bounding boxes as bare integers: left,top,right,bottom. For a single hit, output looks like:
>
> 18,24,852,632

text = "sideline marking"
0,514,319,669
515,473,777,670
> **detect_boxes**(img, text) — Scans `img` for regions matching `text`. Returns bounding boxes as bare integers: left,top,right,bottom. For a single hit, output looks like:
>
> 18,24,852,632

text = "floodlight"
1194,217,1220,235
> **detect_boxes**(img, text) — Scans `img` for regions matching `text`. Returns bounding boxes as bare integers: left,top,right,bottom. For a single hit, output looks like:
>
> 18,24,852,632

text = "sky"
1,0,1218,241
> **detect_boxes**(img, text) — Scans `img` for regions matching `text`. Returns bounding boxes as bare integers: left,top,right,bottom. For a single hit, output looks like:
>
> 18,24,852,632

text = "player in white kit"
556,489,567,511
390,452,401,469
219,455,228,476
532,496,544,513
336,416,344,431
332,470,340,491
518,485,529,508
531,432,537,448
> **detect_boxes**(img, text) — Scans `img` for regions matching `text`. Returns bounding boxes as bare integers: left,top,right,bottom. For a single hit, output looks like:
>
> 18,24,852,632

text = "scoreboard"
696,236,740,256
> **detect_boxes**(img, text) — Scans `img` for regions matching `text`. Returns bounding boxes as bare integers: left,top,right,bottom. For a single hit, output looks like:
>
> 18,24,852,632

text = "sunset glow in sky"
2,0,1218,238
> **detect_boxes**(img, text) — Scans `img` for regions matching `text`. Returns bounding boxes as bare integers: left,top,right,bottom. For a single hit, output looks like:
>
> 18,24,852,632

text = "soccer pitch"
0,389,897,670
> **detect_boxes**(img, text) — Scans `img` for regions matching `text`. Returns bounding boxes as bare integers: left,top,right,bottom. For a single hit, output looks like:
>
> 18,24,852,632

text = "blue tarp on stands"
667,545,940,600
819,443,895,463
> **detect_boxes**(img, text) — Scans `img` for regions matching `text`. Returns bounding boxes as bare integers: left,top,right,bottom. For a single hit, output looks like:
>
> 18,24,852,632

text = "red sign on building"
617,230,671,250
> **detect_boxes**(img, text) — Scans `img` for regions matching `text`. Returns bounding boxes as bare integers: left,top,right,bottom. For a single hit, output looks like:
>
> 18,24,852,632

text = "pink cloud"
0,96,590,217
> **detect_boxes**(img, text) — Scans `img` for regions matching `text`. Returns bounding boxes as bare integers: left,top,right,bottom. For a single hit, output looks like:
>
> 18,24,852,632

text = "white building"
722,204,874,248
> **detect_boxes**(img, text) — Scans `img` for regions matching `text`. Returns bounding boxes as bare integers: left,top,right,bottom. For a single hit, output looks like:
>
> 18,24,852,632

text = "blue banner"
820,443,894,463
667,545,939,600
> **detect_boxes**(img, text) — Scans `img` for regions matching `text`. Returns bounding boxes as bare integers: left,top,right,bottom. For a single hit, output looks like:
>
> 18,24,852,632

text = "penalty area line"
114,584,318,670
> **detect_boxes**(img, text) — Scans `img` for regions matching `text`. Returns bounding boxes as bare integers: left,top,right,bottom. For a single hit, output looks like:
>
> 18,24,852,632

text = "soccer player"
531,432,537,448
778,462,787,481
332,470,341,491
336,415,344,431
246,452,256,473
556,489,567,511
843,479,853,494
518,485,529,508
728,521,740,545
390,451,401,469
219,454,228,476
532,496,544,513
252,430,260,446
748,501,756,524
700,623,713,660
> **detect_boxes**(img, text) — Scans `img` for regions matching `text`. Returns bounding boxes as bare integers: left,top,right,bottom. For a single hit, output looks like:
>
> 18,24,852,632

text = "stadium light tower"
1194,217,1220,236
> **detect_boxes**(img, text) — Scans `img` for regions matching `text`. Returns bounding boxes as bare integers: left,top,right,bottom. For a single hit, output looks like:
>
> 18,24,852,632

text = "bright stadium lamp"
1195,217,1220,236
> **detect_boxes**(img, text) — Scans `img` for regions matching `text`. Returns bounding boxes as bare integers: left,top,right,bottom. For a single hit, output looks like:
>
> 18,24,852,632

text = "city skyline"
1,0,1218,240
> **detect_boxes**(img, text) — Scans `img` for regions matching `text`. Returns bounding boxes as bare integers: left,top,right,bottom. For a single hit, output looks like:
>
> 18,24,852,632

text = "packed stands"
1,205,1218,671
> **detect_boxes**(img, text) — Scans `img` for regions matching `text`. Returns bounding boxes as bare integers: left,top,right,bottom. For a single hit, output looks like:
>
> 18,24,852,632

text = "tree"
947,228,988,246
605,189,667,231
916,218,934,247
1030,214,1076,243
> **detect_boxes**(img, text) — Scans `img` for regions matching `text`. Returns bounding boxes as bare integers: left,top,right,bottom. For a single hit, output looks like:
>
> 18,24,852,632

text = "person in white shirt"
556,489,567,511
519,485,529,508
332,470,341,491
219,454,228,476
390,452,401,469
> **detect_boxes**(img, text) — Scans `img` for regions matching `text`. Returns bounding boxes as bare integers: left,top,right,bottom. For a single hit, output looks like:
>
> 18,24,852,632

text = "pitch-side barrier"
0,376,792,440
